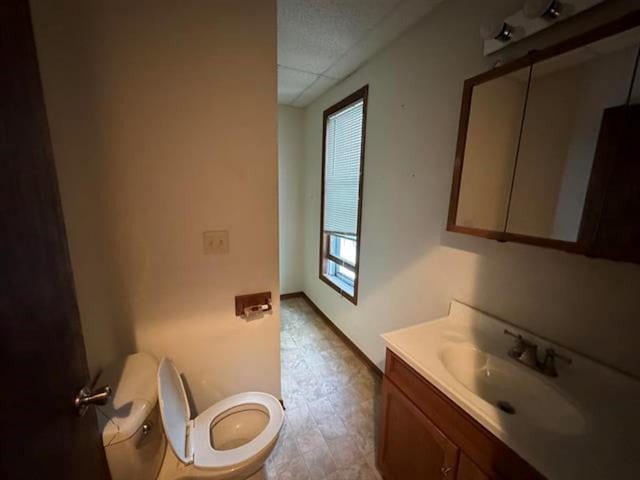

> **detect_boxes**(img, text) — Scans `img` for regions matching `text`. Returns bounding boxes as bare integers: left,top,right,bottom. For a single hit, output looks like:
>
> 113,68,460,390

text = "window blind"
323,100,364,236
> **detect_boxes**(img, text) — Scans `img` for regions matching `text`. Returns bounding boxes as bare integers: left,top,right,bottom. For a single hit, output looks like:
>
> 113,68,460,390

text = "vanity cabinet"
457,454,490,480
379,378,459,479
379,350,544,480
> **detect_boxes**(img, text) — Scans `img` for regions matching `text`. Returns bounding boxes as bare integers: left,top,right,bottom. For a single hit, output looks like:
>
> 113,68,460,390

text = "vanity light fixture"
481,18,514,43
523,0,563,20
482,0,604,55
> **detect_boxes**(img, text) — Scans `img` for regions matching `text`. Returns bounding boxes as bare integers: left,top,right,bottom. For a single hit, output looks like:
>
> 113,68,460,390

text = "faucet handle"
545,348,572,364
504,329,526,358
503,329,538,347
541,348,572,377
504,329,540,363
503,328,521,340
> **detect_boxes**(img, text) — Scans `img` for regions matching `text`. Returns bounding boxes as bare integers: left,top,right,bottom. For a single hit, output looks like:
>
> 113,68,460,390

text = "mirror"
449,12,640,261
507,26,640,241
456,67,529,232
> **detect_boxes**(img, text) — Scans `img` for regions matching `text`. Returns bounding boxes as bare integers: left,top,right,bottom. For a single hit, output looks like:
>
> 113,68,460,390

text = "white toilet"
96,353,284,480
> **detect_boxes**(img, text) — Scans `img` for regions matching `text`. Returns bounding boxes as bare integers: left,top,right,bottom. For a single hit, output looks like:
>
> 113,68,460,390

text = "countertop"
381,301,640,479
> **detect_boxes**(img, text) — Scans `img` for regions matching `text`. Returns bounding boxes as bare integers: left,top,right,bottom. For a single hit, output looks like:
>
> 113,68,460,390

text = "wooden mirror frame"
447,11,640,254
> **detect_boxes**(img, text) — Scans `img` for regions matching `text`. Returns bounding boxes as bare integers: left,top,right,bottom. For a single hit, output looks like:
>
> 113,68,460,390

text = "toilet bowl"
96,353,283,480
157,358,284,480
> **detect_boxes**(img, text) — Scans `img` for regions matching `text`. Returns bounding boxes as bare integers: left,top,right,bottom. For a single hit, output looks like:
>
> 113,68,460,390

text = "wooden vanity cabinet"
379,350,544,480
457,454,490,480
379,378,459,479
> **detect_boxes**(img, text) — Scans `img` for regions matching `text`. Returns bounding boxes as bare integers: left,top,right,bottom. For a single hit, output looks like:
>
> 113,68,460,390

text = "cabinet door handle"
441,466,453,476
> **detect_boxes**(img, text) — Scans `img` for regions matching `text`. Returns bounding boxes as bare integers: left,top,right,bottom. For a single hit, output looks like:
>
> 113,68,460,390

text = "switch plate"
203,230,229,255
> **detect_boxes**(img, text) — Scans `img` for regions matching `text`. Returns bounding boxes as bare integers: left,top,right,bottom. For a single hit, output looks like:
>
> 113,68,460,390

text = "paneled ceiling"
278,0,444,107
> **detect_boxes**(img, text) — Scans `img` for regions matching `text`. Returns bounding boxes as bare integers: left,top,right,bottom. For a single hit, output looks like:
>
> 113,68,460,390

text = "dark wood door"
0,0,109,478
379,377,459,480
583,104,640,263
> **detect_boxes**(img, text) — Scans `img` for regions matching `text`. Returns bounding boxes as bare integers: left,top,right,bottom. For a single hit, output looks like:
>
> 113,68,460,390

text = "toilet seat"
192,392,283,470
157,358,284,475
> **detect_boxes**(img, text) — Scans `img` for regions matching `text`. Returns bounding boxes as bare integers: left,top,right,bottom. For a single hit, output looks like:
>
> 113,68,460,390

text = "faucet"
504,329,572,377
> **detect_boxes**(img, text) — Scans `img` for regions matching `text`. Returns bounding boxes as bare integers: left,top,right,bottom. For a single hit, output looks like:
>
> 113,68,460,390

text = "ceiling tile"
323,0,444,79
278,66,318,104
278,0,401,75
277,0,445,107
292,75,340,107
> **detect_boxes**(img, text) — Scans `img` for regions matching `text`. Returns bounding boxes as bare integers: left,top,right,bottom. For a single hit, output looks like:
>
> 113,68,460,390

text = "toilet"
96,353,284,480
156,357,284,480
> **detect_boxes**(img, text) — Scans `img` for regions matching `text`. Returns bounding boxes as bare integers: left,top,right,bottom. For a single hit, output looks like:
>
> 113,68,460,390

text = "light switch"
203,230,229,255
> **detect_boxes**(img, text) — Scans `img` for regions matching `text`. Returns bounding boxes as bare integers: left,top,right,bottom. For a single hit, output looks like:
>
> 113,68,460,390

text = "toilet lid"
157,358,193,464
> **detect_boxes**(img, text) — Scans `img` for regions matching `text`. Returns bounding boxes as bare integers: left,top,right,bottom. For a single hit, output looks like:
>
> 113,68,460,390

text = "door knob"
142,421,153,436
74,385,112,416
441,466,453,477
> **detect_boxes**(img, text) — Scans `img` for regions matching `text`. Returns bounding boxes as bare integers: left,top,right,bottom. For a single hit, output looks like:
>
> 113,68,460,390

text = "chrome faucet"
504,329,572,377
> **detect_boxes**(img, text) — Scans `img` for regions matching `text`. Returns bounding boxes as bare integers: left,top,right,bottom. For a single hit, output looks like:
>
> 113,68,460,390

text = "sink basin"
439,343,586,435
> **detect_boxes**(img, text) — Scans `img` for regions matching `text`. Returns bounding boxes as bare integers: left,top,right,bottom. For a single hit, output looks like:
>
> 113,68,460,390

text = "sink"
439,343,586,435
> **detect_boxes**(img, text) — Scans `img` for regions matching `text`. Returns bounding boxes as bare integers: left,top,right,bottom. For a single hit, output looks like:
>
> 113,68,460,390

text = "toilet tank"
96,353,166,480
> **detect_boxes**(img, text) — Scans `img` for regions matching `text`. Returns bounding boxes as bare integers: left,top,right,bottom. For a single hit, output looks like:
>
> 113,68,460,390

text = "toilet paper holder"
235,291,272,319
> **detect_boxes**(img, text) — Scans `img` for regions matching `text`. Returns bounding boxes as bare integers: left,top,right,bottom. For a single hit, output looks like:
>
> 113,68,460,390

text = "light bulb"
481,18,514,42
523,0,562,20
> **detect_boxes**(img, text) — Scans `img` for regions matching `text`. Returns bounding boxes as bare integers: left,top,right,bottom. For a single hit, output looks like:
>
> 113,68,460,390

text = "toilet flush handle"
74,385,112,416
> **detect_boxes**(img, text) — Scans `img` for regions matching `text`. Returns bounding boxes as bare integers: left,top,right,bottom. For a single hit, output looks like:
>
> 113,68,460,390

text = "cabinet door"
457,453,491,480
379,377,459,480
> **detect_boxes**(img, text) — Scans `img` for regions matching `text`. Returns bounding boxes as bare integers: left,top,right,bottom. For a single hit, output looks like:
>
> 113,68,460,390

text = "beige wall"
278,106,305,294
31,0,280,412
299,0,640,377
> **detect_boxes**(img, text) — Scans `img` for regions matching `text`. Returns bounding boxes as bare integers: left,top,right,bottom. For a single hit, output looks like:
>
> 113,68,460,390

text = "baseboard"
294,292,383,377
280,291,303,300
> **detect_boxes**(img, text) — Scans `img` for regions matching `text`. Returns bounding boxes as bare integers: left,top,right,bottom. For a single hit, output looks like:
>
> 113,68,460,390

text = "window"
319,86,368,304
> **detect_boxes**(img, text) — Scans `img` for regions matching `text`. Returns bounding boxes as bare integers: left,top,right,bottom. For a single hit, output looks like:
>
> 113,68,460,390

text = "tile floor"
266,297,383,480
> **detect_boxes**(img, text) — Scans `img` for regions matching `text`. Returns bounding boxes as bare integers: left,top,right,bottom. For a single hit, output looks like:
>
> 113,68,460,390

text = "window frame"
319,85,368,305
328,233,357,286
